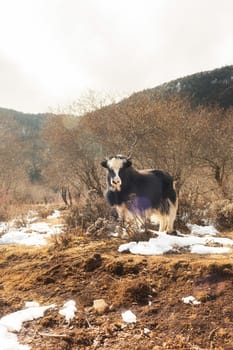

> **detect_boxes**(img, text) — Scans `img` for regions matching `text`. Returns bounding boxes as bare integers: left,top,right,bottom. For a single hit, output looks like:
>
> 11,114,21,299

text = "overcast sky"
0,0,232,113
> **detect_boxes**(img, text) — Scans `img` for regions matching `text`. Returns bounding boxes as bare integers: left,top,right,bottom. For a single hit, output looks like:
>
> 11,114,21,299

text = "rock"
93,299,109,315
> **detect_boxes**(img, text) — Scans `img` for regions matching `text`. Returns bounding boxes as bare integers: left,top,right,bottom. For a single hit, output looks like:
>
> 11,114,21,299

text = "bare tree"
191,106,233,196
0,116,27,201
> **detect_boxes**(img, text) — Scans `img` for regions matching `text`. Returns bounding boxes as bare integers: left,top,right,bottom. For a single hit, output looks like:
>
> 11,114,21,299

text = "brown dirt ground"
0,224,232,350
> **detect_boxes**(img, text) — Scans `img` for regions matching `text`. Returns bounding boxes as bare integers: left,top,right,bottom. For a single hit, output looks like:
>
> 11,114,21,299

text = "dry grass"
36,207,55,219
208,199,233,230
48,229,80,250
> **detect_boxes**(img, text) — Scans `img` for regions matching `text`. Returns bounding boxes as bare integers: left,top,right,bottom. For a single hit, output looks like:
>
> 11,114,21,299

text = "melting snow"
0,211,63,246
24,301,40,308
182,296,201,305
187,224,218,236
0,324,29,350
0,302,56,350
47,210,61,219
59,300,77,323
121,310,137,323
0,304,56,332
0,300,77,350
119,225,233,255
144,327,150,334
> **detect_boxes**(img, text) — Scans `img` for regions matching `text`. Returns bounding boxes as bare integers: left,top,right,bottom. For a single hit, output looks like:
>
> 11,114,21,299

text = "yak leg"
166,199,178,234
116,203,134,223
116,203,144,228
158,214,167,232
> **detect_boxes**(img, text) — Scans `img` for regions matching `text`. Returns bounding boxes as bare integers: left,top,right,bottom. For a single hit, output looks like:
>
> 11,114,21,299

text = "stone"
93,299,109,315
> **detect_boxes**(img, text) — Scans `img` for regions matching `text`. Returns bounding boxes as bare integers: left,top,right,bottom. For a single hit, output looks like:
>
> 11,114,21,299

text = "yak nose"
112,178,121,185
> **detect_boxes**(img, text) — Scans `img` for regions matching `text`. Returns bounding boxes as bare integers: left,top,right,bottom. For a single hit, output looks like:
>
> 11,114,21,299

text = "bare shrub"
208,200,233,230
14,214,28,228
0,201,31,223
122,217,154,241
65,205,83,229
64,190,154,239
49,229,79,250
177,187,211,231
86,217,116,238
177,198,201,225
37,207,54,219
0,205,10,222
65,190,114,231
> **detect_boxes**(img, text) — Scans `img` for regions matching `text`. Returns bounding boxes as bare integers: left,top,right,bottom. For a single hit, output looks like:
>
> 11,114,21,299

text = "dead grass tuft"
37,207,54,219
208,199,233,230
0,203,31,223
49,229,79,250
125,223,154,241
106,259,142,276
65,194,113,231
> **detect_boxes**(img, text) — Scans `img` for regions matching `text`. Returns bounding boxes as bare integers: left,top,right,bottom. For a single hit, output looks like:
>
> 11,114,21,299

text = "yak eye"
109,169,115,177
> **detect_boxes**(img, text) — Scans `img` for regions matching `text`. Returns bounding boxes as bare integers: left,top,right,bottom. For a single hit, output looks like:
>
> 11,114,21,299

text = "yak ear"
125,158,132,168
101,159,108,168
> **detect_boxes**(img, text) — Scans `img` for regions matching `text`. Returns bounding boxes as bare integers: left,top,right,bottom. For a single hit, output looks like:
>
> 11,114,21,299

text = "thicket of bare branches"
0,92,232,225
0,117,26,200
40,93,233,225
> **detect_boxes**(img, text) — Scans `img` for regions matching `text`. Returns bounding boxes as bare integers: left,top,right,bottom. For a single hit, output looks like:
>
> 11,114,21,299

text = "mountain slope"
138,65,233,109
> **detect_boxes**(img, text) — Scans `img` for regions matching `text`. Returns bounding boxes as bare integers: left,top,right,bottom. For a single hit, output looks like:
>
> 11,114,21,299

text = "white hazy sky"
0,0,232,113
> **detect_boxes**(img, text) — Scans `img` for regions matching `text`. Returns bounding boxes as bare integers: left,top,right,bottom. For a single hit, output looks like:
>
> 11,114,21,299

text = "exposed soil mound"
116,279,152,306
83,253,103,272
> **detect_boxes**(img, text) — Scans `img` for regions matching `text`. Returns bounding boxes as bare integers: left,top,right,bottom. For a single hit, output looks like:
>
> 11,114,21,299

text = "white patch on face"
107,157,125,171
107,157,125,191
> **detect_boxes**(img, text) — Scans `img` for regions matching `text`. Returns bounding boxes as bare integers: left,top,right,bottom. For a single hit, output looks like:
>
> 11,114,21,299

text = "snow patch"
59,300,77,323
0,304,56,332
0,302,56,350
0,211,63,246
47,210,61,219
25,301,40,308
119,225,233,256
0,324,29,350
182,296,201,305
121,310,137,323
187,224,218,236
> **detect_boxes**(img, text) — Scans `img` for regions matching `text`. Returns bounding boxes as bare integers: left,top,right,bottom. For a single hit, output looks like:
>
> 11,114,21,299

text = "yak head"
101,155,132,191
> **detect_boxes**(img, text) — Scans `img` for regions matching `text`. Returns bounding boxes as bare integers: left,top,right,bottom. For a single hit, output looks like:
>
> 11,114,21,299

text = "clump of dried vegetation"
65,190,113,229
0,202,32,223
36,206,54,219
208,199,233,230
63,191,157,241
60,190,233,245
64,190,119,239
49,229,79,250
0,205,11,222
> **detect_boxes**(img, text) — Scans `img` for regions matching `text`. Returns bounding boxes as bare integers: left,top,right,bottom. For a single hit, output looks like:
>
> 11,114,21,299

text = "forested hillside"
144,65,233,109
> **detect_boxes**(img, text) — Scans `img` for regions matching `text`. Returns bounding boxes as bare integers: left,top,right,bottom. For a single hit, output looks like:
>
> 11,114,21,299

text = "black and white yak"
101,155,178,233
